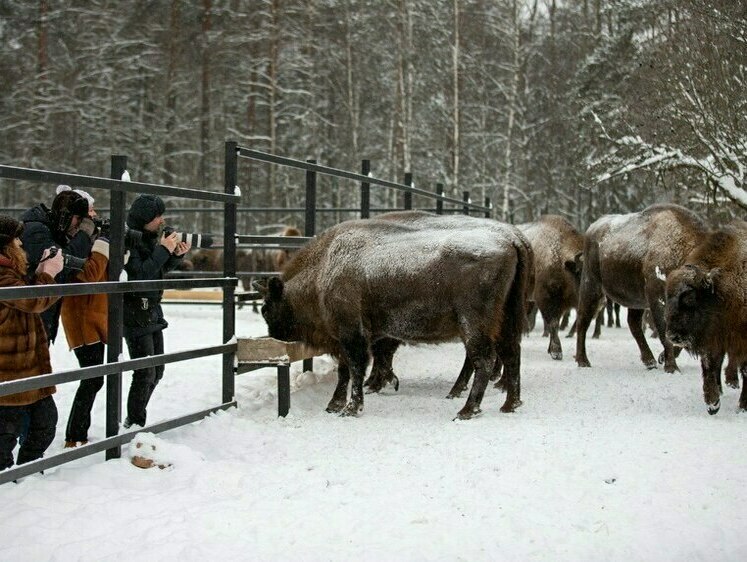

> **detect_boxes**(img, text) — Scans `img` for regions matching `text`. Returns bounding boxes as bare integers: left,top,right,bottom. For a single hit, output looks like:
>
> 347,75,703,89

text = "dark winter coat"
123,229,183,336
60,239,109,349
0,255,59,406
19,204,94,342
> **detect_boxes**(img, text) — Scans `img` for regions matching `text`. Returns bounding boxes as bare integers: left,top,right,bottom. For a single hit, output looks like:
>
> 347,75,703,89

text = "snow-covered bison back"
254,211,532,419
575,203,708,372
665,222,747,414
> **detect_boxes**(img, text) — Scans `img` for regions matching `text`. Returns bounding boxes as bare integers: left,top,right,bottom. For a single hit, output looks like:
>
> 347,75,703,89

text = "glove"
79,217,96,237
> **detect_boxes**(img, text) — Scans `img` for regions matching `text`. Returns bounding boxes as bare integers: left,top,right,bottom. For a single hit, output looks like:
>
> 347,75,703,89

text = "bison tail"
506,240,533,341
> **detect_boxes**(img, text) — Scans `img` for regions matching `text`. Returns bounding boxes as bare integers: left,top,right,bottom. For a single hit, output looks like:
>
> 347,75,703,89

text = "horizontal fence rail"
0,343,236,398
0,165,239,203
0,278,236,299
238,147,491,214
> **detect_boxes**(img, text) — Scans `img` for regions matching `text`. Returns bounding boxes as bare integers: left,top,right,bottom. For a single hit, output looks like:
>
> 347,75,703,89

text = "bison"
575,203,708,372
665,222,747,413
517,215,583,360
254,211,532,419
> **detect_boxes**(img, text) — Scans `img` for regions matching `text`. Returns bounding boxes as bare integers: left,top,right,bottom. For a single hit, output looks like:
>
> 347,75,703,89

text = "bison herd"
250,204,747,419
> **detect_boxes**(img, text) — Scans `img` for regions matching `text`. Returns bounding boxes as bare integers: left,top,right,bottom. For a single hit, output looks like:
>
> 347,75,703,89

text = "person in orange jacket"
0,215,64,470
58,189,110,448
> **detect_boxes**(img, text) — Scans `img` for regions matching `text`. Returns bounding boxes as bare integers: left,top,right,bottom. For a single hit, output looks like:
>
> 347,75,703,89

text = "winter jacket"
0,255,59,406
60,239,109,349
20,204,94,342
123,229,183,337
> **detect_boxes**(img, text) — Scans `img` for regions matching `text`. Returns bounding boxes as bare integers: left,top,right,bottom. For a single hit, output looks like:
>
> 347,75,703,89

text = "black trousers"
125,329,164,427
64,342,105,443
0,396,58,471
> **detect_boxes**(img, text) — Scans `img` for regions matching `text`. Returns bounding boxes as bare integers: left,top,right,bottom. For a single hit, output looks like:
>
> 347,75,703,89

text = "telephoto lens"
163,226,213,249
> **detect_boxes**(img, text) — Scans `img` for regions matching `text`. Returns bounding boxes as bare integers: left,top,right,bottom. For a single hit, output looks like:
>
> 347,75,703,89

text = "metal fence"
0,155,240,485
0,142,494,485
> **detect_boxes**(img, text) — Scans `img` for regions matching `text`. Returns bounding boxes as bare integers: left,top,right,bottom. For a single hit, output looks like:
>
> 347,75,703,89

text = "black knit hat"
127,194,165,230
0,215,23,252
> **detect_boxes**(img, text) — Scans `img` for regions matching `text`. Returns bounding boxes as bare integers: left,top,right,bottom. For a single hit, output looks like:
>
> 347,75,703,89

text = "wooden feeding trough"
236,337,320,417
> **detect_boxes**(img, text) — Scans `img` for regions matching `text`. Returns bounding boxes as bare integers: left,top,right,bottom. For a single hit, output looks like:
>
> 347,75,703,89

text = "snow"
1,303,747,560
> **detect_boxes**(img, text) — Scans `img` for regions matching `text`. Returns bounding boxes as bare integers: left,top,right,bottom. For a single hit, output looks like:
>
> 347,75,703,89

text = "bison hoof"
446,384,467,399
644,359,657,370
726,378,740,389
493,377,507,392
576,357,591,368
325,398,346,413
500,398,523,413
550,350,562,360
339,401,363,417
663,363,679,374
454,406,481,420
707,399,721,415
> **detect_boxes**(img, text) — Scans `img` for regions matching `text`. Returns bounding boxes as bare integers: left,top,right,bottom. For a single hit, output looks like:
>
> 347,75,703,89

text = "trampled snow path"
1,303,746,561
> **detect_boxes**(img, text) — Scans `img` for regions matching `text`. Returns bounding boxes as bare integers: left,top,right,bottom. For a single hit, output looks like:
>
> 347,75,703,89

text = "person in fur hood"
0,215,64,470
58,190,110,448
19,186,98,342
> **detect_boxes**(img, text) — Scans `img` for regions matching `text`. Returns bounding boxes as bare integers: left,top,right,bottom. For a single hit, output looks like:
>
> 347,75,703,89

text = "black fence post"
435,183,444,215
105,155,127,460
463,191,470,215
303,160,317,376
360,159,370,219
223,141,238,404
403,172,413,210
485,197,492,219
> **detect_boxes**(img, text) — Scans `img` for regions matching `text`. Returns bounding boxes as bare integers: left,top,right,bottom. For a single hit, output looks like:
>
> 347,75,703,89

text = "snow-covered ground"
1,303,746,561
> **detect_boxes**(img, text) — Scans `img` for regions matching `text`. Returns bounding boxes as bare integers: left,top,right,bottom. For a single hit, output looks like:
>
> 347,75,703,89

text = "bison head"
253,277,298,342
665,264,721,353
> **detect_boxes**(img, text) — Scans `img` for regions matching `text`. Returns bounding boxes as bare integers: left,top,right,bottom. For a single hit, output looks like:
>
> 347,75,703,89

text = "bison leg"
605,298,614,328
724,356,739,389
566,319,577,338
491,356,504,386
627,308,657,369
455,335,496,420
592,308,604,339
739,363,747,411
559,310,571,331
496,332,522,413
542,311,563,360
574,282,604,368
326,362,350,413
447,356,474,399
647,299,678,373
701,352,725,414
339,331,370,417
364,338,400,394
526,301,538,332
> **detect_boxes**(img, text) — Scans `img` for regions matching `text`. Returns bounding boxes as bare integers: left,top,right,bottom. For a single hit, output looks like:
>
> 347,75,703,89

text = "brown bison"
665,222,747,413
254,211,532,419
575,203,708,372
517,215,583,360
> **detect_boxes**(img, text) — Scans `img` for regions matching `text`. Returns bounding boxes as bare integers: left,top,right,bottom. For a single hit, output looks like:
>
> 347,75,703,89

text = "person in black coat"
20,187,97,343
123,194,190,428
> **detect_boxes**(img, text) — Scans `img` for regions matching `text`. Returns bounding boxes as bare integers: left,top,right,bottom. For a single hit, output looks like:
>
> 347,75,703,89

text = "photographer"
0,215,64,470
20,186,97,343
123,194,190,428
58,191,110,448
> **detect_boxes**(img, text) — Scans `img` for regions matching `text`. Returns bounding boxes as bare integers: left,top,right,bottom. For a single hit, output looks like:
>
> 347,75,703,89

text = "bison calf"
665,222,747,414
255,211,531,419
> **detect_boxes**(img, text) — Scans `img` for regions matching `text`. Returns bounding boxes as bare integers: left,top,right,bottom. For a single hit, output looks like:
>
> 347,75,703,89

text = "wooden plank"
237,337,319,363
163,289,223,301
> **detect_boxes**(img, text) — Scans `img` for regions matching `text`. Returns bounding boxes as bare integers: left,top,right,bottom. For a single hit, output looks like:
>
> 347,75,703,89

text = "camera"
163,226,213,249
42,246,86,271
92,216,111,238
